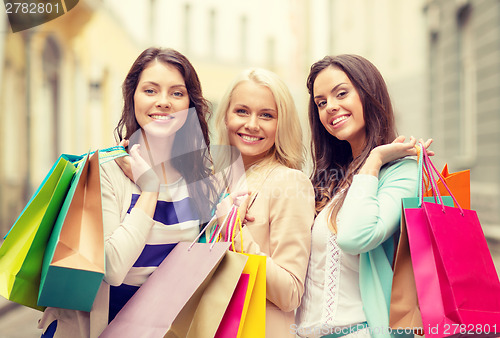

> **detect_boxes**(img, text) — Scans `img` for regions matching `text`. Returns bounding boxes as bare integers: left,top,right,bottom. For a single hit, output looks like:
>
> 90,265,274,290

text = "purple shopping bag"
406,146,500,338
100,241,231,338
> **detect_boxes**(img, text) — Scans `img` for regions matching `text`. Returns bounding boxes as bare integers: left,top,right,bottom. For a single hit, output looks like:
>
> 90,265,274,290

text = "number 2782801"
5,2,61,15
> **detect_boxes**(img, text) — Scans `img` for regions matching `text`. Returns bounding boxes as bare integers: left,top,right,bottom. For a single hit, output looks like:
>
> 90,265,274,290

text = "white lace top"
295,197,368,338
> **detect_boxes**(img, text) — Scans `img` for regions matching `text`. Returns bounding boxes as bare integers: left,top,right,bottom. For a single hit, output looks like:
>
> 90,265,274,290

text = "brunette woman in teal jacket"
295,54,432,338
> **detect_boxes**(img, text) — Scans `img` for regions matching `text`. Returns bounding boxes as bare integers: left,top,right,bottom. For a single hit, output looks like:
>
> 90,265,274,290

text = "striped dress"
108,177,200,322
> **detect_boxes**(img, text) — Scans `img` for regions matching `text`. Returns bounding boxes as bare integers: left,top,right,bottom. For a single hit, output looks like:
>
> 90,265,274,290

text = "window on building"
149,0,157,44
209,8,216,59
457,4,476,163
429,31,439,144
183,3,191,54
88,77,104,148
328,0,334,53
2,62,25,182
267,37,275,70
42,37,61,160
240,15,248,64
427,3,441,153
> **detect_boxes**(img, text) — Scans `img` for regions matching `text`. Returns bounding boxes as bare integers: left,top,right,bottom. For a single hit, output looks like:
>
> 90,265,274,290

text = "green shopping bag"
0,146,127,311
38,151,104,311
0,154,78,310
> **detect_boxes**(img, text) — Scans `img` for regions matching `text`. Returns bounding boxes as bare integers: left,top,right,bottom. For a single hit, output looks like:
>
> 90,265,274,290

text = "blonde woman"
213,68,315,337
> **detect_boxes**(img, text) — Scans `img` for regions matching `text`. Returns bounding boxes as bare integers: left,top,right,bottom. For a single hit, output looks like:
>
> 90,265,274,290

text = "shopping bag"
2,146,126,242
214,273,250,337
407,146,500,337
236,253,266,338
390,196,453,334
424,164,470,209
221,205,267,338
38,151,104,311
0,154,78,310
173,210,249,338
0,146,126,311
184,250,248,338
169,209,256,338
101,240,231,338
390,201,421,333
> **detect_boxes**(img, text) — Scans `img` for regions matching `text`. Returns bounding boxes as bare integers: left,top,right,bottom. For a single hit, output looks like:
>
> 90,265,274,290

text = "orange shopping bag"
424,164,470,209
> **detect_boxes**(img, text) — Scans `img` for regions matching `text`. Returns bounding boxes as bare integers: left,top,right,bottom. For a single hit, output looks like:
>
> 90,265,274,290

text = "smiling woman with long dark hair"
38,47,219,338
295,54,432,338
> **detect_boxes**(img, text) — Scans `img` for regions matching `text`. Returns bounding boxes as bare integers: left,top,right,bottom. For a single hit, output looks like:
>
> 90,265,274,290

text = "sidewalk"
0,296,19,315
0,238,16,315
0,240,18,315
0,297,42,338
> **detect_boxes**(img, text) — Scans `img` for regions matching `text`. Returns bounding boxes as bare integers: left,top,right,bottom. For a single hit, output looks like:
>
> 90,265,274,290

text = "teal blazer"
337,159,417,338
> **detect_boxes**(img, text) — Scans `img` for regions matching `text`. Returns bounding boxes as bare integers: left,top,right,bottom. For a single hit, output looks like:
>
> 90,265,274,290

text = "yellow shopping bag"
223,205,266,338
238,253,266,338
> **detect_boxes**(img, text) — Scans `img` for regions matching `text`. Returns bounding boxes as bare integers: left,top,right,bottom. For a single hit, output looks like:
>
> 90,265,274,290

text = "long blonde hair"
213,68,305,178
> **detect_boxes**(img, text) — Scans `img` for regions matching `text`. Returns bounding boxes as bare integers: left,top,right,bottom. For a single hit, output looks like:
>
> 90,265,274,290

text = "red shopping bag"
406,146,500,338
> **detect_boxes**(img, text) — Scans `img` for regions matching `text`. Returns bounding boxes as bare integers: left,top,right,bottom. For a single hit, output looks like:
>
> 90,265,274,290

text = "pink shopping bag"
222,205,267,338
215,273,250,338
185,250,248,338
406,146,500,338
100,241,231,338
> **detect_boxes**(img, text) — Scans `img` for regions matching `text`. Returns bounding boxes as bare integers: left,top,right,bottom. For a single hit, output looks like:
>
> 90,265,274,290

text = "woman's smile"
238,133,264,143
329,113,351,128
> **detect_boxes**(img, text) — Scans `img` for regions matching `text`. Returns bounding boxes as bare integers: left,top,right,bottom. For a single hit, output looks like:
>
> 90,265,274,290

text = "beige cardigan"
232,163,315,337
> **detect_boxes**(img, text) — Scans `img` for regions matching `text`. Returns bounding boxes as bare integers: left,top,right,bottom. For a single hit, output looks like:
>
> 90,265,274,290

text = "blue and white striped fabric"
108,177,200,322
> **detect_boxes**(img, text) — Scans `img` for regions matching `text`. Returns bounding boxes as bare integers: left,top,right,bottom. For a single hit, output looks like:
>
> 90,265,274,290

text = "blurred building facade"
304,0,429,141
129,0,313,148
0,1,141,234
133,0,430,171
423,0,500,243
0,0,498,250
0,0,437,235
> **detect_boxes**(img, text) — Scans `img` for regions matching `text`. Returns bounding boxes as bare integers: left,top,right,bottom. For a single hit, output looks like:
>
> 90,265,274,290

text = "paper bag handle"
420,144,464,215
418,142,444,207
190,212,227,250
228,205,244,253
417,144,439,207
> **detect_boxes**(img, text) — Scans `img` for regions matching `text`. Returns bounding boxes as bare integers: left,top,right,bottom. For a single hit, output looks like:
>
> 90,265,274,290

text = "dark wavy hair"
307,54,397,230
114,47,218,224
115,47,210,145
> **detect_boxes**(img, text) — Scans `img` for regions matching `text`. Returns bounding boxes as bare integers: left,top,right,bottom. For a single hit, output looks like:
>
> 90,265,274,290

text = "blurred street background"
0,0,499,336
